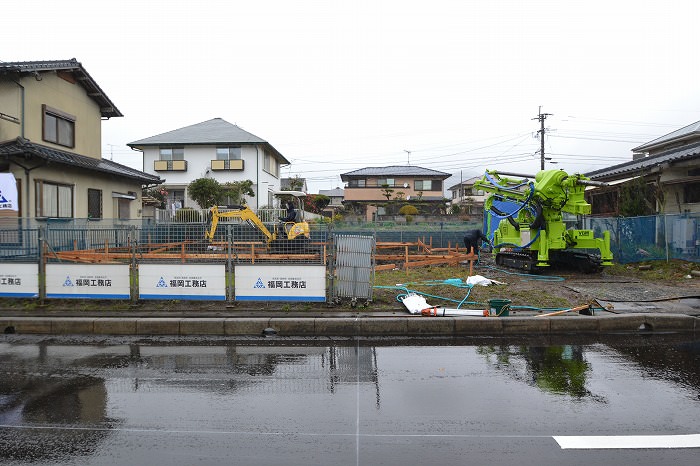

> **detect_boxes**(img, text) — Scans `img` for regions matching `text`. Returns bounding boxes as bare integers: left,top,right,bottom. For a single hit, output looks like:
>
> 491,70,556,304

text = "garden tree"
287,175,305,191
305,194,330,214
394,191,405,201
187,178,224,209
619,177,655,217
222,180,255,205
143,186,168,209
380,184,394,202
449,204,461,215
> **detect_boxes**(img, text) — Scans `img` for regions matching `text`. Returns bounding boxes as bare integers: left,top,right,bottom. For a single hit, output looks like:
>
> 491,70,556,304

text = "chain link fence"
1,214,698,266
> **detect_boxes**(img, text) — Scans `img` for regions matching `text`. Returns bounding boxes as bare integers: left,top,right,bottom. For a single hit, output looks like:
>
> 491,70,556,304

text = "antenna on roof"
404,149,411,165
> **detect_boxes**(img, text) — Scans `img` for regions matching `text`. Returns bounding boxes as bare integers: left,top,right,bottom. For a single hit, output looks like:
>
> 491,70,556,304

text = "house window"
684,182,700,203
87,188,102,219
42,105,75,148
348,179,366,188
118,198,130,220
35,180,73,218
159,147,184,160
415,180,441,191
263,151,279,177
217,147,241,160
378,178,395,187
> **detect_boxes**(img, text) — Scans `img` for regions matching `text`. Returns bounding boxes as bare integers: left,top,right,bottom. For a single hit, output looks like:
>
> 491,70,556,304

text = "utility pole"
533,107,551,170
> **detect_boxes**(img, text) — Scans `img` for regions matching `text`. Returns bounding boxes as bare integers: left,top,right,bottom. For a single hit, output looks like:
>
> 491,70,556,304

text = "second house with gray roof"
341,166,451,222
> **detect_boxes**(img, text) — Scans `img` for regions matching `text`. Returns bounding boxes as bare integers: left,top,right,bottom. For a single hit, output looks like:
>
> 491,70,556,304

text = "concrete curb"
1,314,697,337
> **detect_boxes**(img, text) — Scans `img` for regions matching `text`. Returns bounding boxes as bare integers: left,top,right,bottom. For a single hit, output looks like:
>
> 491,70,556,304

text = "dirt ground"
370,255,700,314
1,256,698,315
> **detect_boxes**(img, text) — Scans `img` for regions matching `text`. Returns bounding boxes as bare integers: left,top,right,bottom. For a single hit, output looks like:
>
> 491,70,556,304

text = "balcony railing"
210,159,244,171
154,160,187,171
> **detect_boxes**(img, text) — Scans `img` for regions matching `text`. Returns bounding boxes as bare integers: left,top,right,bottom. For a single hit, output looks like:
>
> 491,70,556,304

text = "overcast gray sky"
5,0,700,193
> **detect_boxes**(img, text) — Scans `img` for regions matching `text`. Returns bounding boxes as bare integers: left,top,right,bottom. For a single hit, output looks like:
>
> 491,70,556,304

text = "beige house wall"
0,72,102,157
9,165,143,219
343,176,443,201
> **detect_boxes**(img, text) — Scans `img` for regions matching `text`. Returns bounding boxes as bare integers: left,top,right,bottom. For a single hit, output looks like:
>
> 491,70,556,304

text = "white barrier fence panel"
138,263,226,301
235,264,326,302
46,263,130,299
0,263,39,298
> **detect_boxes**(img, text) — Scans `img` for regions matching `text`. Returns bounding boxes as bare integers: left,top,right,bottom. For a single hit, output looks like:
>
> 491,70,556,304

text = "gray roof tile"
586,141,700,180
0,138,161,184
0,58,122,118
128,118,289,164
632,120,700,152
340,165,451,180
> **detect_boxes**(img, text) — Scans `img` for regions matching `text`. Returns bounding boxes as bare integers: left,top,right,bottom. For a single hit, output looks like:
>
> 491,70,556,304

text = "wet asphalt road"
0,334,699,466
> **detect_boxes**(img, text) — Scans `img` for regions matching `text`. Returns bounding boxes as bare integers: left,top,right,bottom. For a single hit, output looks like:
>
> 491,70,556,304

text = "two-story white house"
128,118,290,211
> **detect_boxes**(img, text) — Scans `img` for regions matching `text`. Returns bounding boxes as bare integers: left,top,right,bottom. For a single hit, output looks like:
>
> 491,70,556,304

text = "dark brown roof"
0,137,161,185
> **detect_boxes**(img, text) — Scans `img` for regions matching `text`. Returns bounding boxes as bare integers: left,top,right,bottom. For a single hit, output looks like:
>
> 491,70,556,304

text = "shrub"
398,204,419,216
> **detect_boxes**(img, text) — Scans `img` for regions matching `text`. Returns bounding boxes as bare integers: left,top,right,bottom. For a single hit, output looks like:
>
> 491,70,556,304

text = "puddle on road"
1,334,699,464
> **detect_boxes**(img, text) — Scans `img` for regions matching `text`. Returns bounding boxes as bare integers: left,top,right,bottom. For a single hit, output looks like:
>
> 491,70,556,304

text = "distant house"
281,177,308,193
340,166,451,221
318,187,344,216
586,120,700,215
128,118,289,211
447,176,488,215
0,59,161,221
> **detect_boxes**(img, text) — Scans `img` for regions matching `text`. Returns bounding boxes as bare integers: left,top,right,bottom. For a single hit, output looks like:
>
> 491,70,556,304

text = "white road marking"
554,434,700,449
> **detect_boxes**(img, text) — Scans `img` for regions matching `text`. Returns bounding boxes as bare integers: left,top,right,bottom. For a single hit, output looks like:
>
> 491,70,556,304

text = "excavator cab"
273,191,310,242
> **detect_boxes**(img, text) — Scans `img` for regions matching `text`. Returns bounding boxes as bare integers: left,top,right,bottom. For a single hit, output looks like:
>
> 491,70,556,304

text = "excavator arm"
205,205,275,243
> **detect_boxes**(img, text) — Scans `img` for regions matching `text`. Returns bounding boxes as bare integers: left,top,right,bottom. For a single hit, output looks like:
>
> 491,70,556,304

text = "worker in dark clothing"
463,229,490,255
279,201,296,223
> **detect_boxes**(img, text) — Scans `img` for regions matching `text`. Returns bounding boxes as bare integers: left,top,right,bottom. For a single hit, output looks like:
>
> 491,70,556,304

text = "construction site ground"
1,255,698,318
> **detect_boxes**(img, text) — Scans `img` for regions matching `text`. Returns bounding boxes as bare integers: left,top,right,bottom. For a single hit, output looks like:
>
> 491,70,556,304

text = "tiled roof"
319,188,344,197
632,120,700,153
0,138,162,184
586,141,700,180
340,165,451,180
0,58,122,118
128,118,289,164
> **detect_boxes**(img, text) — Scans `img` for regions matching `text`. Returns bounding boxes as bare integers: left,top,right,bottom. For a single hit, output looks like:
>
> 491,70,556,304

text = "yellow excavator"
204,191,311,252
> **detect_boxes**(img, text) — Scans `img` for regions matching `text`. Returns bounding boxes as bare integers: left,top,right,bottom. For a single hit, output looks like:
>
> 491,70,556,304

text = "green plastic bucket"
488,298,511,317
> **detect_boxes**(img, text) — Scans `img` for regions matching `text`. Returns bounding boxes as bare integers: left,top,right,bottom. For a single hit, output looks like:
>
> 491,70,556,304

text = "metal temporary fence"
332,221,482,249
585,213,700,264
2,214,697,267
331,234,375,304
0,222,329,265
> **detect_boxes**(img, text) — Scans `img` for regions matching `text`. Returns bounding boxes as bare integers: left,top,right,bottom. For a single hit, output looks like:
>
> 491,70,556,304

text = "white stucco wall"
140,144,282,210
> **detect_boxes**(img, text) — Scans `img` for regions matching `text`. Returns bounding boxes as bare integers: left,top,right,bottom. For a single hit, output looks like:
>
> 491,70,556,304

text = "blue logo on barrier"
254,278,265,289
0,192,7,203
156,277,168,288
62,276,74,287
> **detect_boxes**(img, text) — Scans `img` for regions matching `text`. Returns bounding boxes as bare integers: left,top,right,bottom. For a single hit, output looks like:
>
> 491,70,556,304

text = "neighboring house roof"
632,120,700,153
586,140,700,181
0,58,122,118
0,137,162,185
319,188,344,197
340,165,451,180
448,176,482,191
128,118,290,164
